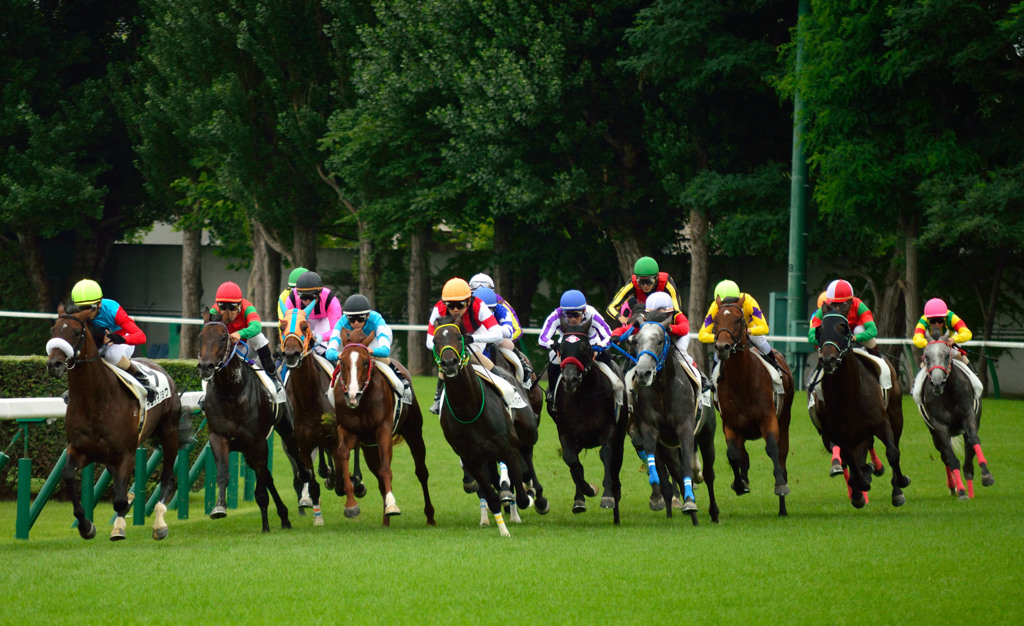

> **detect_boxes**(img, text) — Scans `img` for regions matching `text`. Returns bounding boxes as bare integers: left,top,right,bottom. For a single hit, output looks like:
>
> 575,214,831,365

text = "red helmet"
826,279,853,303
215,281,243,303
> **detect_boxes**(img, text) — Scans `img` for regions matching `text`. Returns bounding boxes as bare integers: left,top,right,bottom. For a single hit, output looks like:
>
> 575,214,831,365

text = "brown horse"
712,296,795,516
46,304,182,541
197,313,310,532
817,311,910,507
330,328,435,526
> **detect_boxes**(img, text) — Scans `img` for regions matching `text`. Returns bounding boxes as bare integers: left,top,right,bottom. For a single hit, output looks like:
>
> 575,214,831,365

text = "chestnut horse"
197,313,310,532
918,337,994,498
712,296,795,516
433,316,548,536
330,328,435,526
46,304,182,541
817,311,910,508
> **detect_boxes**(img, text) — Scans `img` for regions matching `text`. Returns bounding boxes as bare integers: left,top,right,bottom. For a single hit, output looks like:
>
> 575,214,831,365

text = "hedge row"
0,356,207,500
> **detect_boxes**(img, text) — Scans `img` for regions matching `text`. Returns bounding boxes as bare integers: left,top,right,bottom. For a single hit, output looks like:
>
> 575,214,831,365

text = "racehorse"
711,296,795,516
329,328,435,526
630,312,719,526
46,304,182,541
197,311,310,532
552,322,626,524
918,336,994,499
432,315,548,536
817,311,910,508
489,344,544,420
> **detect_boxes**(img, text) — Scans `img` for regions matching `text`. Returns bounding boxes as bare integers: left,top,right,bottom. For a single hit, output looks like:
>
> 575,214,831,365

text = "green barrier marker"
82,463,95,522
30,449,67,531
204,448,216,515
134,448,146,526
16,458,31,540
176,447,190,519
228,451,239,509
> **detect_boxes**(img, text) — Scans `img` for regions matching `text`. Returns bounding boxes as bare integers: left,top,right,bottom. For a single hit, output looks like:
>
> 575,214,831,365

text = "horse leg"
519,441,548,514
336,430,361,519
274,416,312,512
110,457,133,541
696,419,719,524
723,426,750,496
842,444,869,508
351,445,366,498
963,420,993,492
559,435,592,514
877,421,909,507
153,431,178,540
673,424,699,523
399,410,435,525
929,426,966,499
251,463,272,533
470,462,510,537
208,433,230,519
62,447,96,540
374,427,401,525
262,466,292,530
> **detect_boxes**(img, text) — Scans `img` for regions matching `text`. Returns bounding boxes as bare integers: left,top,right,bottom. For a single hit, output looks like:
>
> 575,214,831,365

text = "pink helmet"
825,279,853,303
923,298,948,319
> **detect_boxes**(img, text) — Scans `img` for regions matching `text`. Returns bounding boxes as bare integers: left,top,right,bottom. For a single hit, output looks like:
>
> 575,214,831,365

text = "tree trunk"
977,251,1005,395
293,221,318,270
180,225,203,358
493,215,512,298
609,233,642,284
17,233,51,311
357,220,377,305
687,208,709,371
876,259,903,361
250,219,280,347
903,216,921,361
406,224,432,375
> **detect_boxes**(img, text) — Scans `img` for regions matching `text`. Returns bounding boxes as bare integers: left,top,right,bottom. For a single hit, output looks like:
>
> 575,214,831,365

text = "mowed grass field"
2,374,1022,624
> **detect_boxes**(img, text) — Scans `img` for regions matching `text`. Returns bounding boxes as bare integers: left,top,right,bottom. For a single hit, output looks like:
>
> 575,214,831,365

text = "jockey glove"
463,335,475,344
325,348,339,362
107,333,126,344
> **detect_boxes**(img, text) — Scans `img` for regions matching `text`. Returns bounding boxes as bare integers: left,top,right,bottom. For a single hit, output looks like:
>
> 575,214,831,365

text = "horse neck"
821,352,866,401
443,361,485,411
212,354,251,398
720,345,759,379
289,353,326,412
66,354,119,415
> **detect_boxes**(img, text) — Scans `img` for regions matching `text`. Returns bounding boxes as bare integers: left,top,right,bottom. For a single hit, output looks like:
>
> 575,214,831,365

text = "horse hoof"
829,461,843,477
649,496,665,511
584,483,598,498
600,496,615,509
210,506,227,519
775,484,790,497
671,496,683,510
353,483,368,498
153,526,168,541
535,497,550,515
958,491,969,501
897,475,911,489
892,493,906,507
324,478,334,490
385,504,401,517
499,490,514,504
693,471,704,485
110,528,126,541
682,497,697,513
851,495,866,509
873,465,886,477
480,519,489,527
982,474,995,487
572,500,586,514
463,480,479,494
949,488,957,497
731,481,750,496
499,480,511,493
344,505,361,519
77,520,96,540
299,496,313,508
314,516,324,527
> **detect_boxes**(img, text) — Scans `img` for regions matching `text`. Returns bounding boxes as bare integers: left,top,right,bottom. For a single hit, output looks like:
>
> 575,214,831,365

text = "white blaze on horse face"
347,350,361,404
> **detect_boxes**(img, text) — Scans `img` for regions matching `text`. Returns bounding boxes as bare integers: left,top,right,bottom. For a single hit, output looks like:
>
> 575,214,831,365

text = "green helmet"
633,256,659,277
714,279,741,300
288,267,308,288
72,279,103,305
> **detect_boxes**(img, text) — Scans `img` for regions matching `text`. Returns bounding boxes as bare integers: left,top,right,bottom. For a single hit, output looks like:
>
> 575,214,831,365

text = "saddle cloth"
469,364,527,409
104,360,173,435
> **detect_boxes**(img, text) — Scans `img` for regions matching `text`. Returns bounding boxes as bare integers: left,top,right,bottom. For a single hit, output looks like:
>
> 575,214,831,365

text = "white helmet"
645,292,674,311
469,273,495,291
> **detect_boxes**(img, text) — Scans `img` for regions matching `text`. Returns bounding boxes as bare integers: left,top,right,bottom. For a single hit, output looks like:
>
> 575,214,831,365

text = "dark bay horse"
490,345,543,419
712,296,795,516
918,338,994,498
197,312,310,532
817,311,910,508
631,313,718,526
552,322,626,524
330,328,435,526
46,304,181,541
433,316,548,536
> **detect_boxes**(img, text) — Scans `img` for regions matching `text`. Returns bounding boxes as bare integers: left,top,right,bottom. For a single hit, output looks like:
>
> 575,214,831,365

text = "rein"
636,321,671,372
820,312,852,369
432,323,485,424
202,322,249,371
713,302,748,355
925,340,953,382
335,343,375,397
50,314,105,369
279,310,314,358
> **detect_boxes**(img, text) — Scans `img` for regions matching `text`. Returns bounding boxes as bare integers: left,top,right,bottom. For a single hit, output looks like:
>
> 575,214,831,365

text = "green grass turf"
1,376,1022,624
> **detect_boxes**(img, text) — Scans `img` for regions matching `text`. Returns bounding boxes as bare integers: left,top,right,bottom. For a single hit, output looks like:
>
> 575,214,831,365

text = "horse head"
197,309,234,382
634,312,673,387
337,330,374,409
923,338,953,395
818,310,853,375
713,295,748,363
279,309,313,368
558,320,593,393
46,303,98,379
432,316,471,379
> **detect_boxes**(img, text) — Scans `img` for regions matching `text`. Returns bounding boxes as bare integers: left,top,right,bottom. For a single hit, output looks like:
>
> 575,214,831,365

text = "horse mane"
342,327,373,346
720,296,741,305
560,318,592,334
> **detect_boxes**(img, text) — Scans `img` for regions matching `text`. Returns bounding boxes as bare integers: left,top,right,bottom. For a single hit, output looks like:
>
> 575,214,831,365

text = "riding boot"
517,349,535,389
546,362,561,418
127,363,157,403
429,377,444,415
390,362,413,404
762,349,781,372
257,345,282,391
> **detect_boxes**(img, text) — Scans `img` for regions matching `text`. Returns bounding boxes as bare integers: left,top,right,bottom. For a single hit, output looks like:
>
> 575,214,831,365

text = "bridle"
431,322,484,424
820,312,852,374
925,339,953,390
333,343,375,398
46,314,103,369
279,310,314,361
558,331,593,376
713,302,749,356
636,321,671,373
200,322,248,374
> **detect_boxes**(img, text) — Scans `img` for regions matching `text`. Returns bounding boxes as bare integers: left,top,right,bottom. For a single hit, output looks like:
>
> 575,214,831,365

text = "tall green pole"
787,0,811,371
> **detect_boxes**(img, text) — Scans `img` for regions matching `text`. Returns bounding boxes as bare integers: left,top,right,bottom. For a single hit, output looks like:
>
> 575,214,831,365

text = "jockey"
425,277,504,414
468,273,525,341
474,286,535,389
538,289,614,413
698,279,779,370
277,266,307,322
605,256,683,326
284,271,342,349
325,293,410,399
623,291,712,394
210,281,282,387
68,279,157,402
808,279,878,349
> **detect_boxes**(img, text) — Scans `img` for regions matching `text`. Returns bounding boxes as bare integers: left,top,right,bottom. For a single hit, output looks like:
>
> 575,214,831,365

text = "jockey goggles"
348,314,367,324
446,299,469,311
217,302,239,311
564,310,584,320
298,290,321,302
637,277,656,287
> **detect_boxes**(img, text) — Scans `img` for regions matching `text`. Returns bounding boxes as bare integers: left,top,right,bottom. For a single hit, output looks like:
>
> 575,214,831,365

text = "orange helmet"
215,281,243,303
816,291,828,310
442,278,472,301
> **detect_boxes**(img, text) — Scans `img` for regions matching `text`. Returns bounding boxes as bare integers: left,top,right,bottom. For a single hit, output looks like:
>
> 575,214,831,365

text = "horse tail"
951,434,964,458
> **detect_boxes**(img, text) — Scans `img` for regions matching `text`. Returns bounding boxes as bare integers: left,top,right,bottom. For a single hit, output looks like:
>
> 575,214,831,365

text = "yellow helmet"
71,279,103,306
441,278,472,301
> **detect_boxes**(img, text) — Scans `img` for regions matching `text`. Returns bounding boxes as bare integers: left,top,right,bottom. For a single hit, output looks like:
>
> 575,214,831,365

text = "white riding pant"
102,343,135,366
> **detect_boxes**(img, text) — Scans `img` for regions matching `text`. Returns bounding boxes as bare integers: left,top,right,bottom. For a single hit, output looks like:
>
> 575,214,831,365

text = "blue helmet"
474,286,497,308
560,289,587,310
